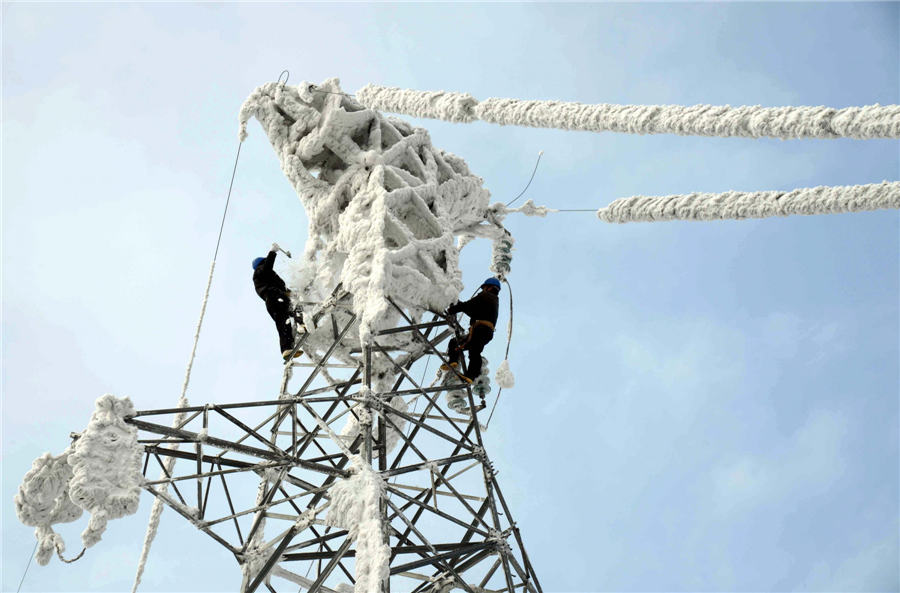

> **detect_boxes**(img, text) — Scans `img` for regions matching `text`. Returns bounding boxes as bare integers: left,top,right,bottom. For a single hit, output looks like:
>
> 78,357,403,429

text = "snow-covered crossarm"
596,181,900,223
15,395,144,565
357,84,900,140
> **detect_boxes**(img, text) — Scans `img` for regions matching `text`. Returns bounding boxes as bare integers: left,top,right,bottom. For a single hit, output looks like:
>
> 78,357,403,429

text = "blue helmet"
482,277,501,291
252,257,266,270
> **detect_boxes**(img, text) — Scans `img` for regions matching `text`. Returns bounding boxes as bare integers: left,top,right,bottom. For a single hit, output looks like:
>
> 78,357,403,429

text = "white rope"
357,84,900,140
130,263,214,593
596,181,900,223
131,141,242,593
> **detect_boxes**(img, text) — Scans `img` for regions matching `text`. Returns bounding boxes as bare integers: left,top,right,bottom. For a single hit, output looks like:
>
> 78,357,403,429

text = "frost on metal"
15,395,144,564
325,457,390,593
239,77,511,345
339,385,409,458
502,199,555,218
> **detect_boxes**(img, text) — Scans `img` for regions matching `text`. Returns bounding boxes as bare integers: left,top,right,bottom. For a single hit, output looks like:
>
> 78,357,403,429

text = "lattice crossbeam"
126,294,540,593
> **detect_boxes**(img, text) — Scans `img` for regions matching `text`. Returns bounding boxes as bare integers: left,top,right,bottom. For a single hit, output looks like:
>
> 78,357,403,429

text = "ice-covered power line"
493,183,900,223
357,84,900,140
596,181,900,223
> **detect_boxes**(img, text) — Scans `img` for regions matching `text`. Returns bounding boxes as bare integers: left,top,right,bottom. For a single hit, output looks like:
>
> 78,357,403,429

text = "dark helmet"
252,257,266,270
482,277,501,291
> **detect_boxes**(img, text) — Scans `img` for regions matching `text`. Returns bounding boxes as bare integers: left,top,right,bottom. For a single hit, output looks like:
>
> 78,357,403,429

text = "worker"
444,277,501,382
252,243,304,360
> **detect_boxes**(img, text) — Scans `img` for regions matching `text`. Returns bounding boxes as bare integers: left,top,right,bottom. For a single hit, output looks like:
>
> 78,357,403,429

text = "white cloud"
711,408,848,516
759,312,849,366
802,529,900,592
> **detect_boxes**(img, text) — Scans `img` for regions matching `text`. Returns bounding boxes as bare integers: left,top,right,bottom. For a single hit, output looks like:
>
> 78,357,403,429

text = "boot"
282,349,303,361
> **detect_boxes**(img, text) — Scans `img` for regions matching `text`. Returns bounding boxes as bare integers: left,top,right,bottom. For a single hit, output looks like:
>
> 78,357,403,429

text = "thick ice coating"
15,452,83,565
325,457,391,593
15,395,144,564
239,77,510,343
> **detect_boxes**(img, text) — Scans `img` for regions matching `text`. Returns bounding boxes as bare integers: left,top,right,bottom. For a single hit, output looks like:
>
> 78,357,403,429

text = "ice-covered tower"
238,77,512,345
121,297,540,593
15,78,536,593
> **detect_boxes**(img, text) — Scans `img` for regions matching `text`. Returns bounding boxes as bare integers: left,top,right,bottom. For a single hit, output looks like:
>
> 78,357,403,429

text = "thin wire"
413,356,430,421
300,548,316,590
277,70,290,87
397,357,428,443
506,151,543,207
17,541,38,592
57,547,86,564
311,88,356,98
485,278,514,429
213,142,242,262
384,325,434,498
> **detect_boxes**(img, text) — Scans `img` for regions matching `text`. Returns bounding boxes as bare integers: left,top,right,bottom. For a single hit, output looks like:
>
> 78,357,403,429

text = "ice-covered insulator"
490,232,515,280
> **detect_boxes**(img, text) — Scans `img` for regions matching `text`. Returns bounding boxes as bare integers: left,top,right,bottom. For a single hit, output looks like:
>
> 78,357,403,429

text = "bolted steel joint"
362,391,384,413
488,528,512,555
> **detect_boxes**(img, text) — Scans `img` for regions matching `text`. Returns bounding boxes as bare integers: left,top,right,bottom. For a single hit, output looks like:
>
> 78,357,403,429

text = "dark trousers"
448,325,494,380
265,292,295,353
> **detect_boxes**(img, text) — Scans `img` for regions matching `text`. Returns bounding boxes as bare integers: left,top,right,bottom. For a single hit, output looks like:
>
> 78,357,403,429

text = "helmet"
252,257,266,270
481,277,501,291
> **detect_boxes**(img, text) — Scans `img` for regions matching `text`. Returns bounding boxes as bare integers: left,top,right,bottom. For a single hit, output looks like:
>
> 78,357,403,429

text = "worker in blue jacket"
444,278,501,382
252,243,303,360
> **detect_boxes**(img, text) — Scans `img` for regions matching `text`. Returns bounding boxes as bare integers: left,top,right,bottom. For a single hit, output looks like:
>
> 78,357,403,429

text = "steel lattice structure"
126,289,541,593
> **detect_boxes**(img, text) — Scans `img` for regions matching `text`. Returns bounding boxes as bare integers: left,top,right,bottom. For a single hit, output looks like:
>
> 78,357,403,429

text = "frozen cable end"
495,360,515,389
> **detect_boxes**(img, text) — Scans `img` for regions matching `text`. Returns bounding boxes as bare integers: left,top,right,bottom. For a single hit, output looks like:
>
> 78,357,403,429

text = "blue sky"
2,3,898,592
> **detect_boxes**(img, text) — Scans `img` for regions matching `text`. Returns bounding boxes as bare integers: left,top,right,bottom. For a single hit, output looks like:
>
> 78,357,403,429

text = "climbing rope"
131,140,243,593
357,84,900,140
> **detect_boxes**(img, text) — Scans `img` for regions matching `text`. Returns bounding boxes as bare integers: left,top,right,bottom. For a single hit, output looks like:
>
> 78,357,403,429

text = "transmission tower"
127,289,541,593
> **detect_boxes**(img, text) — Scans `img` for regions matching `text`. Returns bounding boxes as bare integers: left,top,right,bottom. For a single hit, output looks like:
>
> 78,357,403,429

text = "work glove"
271,242,281,253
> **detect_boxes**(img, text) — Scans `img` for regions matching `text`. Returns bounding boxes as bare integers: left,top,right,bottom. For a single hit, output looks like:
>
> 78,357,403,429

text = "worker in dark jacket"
253,243,303,360
444,277,501,382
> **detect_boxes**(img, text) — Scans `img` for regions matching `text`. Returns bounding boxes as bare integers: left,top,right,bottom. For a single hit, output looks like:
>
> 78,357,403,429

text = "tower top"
239,77,510,344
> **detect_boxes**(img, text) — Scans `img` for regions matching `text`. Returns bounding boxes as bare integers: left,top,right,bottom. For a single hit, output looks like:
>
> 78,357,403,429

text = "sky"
2,2,898,592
